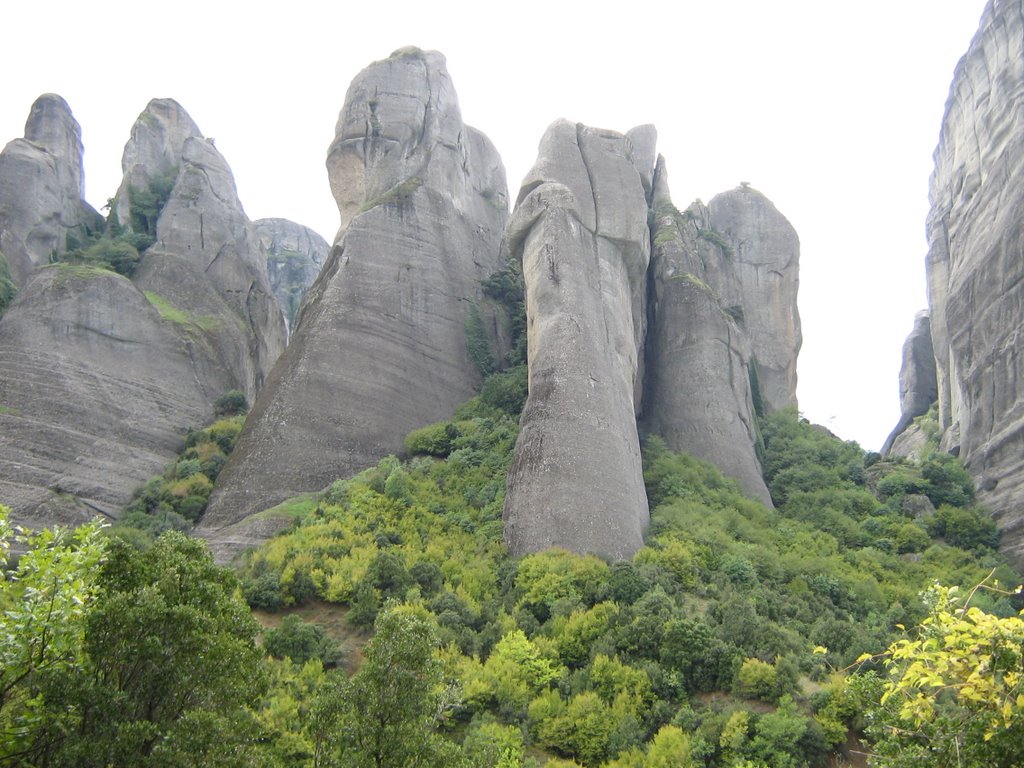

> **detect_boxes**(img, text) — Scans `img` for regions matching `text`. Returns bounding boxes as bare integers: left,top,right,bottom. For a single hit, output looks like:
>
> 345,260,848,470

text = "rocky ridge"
256,217,329,330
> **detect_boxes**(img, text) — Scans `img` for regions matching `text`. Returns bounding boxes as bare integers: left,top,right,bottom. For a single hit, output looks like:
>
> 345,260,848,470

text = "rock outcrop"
885,0,1024,567
199,48,508,558
502,121,653,561
0,97,285,529
256,218,329,329
642,164,774,506
0,95,101,286
882,311,937,455
0,264,225,528
504,140,800,559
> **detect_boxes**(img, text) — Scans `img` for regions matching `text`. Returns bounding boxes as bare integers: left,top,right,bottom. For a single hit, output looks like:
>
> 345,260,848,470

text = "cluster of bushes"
115,391,247,539
232,393,1017,766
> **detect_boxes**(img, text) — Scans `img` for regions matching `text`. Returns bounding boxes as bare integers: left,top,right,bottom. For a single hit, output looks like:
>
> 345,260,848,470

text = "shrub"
263,615,343,667
214,390,249,416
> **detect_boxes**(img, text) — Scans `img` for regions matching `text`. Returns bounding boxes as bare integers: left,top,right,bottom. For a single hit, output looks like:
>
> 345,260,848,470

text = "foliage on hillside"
231,398,1019,766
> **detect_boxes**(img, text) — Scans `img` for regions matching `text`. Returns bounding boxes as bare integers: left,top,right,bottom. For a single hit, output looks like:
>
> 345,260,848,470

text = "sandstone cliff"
892,0,1024,566
256,217,329,329
0,94,101,286
881,311,937,456
199,48,508,558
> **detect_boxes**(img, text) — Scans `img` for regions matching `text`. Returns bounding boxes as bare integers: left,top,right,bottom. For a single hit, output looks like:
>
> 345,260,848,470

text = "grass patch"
359,176,423,213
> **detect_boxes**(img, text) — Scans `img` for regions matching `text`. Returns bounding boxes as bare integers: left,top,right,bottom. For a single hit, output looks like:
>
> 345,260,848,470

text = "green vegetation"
114,403,247,540
3,371,1021,764
0,252,16,317
358,176,423,213
698,227,734,257
465,301,497,377
144,290,220,333
128,169,177,239
482,257,527,367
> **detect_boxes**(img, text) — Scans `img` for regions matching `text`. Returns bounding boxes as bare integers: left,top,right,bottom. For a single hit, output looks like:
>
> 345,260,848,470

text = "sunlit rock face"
882,311,937,456
922,0,1024,567
256,218,329,330
200,48,508,560
0,94,101,286
502,120,654,561
0,97,285,532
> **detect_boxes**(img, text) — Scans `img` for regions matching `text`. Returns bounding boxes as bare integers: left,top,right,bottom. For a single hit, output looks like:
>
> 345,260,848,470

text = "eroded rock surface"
642,162,773,505
0,97,286,530
917,0,1024,566
0,95,101,285
256,218,329,329
200,49,507,557
882,311,937,456
502,120,652,561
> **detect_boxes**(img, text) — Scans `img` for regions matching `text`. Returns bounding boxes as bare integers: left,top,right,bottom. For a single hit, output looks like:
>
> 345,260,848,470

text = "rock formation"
886,0,1024,567
0,97,286,529
503,125,800,559
0,94,102,286
502,121,654,561
881,311,937,456
256,218,329,329
642,164,775,506
199,48,508,559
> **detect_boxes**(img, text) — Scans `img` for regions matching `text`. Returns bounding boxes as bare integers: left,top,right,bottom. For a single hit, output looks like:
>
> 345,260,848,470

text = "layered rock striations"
0,97,286,529
0,94,102,286
888,0,1024,565
199,49,508,557
256,218,329,329
502,121,654,561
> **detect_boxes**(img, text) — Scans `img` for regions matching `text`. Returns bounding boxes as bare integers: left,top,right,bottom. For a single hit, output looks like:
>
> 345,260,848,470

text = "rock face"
0,95,101,286
642,163,774,506
255,218,329,329
894,0,1024,567
504,138,801,559
199,49,508,557
502,121,653,561
135,132,287,397
0,97,285,530
882,311,937,455
0,265,225,528
706,186,801,413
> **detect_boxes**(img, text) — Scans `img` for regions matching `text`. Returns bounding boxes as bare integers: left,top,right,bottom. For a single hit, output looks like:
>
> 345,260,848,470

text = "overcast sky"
0,0,989,450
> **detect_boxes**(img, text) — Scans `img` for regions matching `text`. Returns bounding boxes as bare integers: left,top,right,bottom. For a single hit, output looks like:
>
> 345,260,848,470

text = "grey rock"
502,120,651,561
901,493,936,520
882,311,937,455
199,48,507,556
0,95,101,285
110,98,202,232
138,135,287,397
888,422,932,464
642,159,773,505
0,265,228,528
707,186,801,412
255,218,329,330
922,0,1024,567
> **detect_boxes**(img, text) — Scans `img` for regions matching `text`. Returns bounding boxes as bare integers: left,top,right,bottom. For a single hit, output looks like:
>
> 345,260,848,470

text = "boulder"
199,48,507,560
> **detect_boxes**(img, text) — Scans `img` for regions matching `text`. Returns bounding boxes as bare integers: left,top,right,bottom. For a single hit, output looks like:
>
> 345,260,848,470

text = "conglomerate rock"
255,217,329,330
882,310,937,456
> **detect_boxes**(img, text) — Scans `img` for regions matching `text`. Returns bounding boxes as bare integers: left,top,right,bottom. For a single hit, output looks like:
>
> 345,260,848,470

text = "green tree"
0,508,106,762
36,532,268,766
863,579,1024,767
337,604,460,767
264,615,343,667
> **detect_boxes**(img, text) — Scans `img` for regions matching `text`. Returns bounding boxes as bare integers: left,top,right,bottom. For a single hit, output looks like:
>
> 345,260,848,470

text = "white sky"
0,0,989,451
